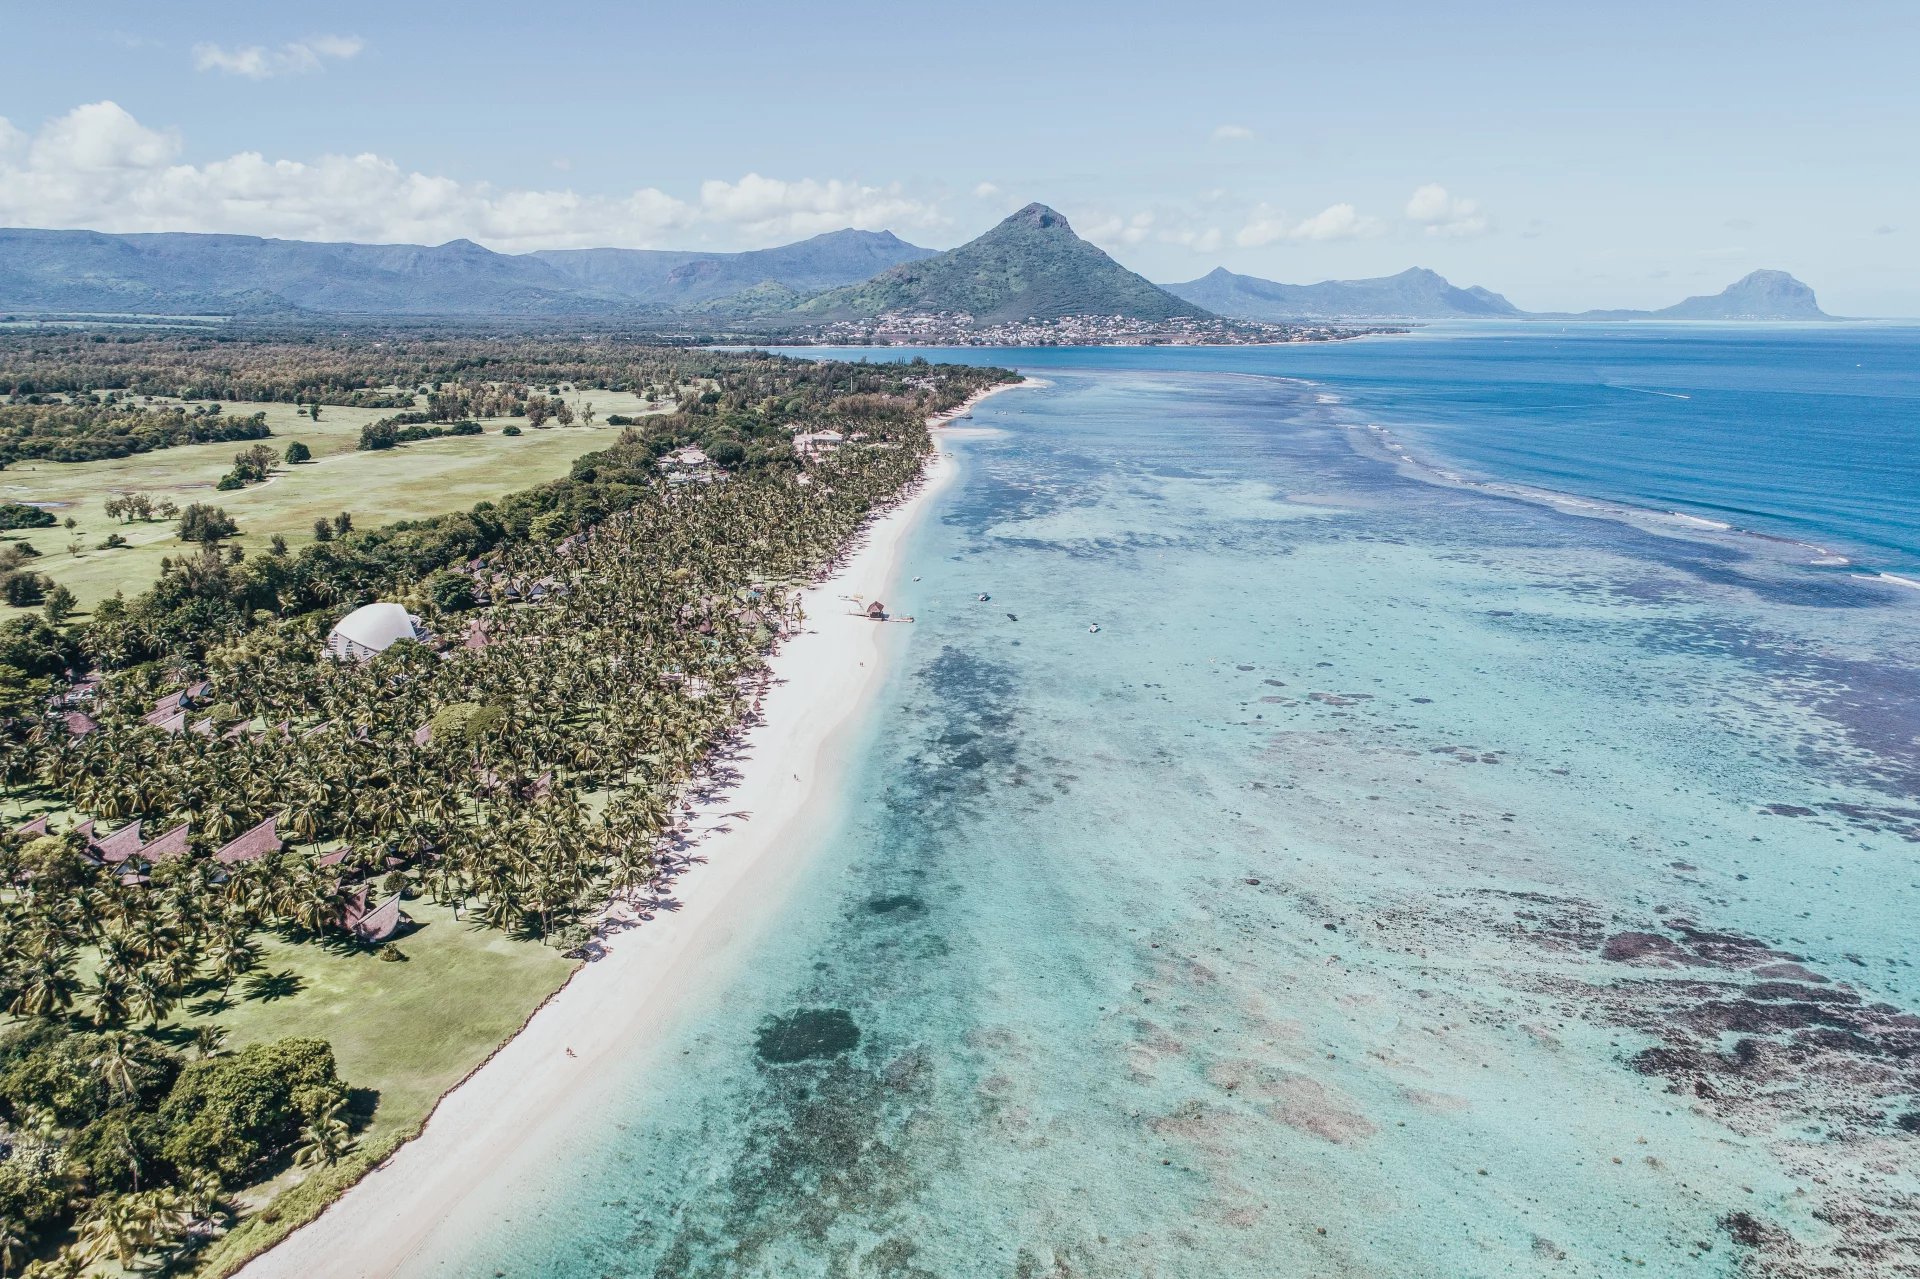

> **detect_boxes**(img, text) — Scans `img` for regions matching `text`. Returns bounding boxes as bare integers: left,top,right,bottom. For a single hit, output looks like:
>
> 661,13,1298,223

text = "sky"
2,0,1916,314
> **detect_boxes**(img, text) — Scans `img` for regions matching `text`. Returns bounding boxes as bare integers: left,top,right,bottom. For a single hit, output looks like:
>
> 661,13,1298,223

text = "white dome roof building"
326,602,427,662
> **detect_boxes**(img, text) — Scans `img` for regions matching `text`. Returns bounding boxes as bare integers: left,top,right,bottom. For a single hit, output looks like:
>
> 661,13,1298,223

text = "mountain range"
1166,265,1829,323
0,213,1833,325
0,226,935,318
1166,266,1522,321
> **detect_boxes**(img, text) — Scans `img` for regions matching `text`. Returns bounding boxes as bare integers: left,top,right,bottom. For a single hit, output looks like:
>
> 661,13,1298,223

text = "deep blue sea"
400,327,1920,1277
812,324,1920,577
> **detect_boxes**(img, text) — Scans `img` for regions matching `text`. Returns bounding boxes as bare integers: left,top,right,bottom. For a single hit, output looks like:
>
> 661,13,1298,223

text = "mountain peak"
1003,203,1072,232
792,202,1205,324
1655,269,1826,320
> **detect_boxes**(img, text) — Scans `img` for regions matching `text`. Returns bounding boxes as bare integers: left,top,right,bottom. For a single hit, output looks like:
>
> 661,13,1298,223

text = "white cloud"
1160,225,1223,254
973,181,1000,199
192,35,365,79
31,101,179,171
1404,183,1490,237
1083,211,1156,247
1234,202,1384,247
0,102,945,252
695,174,940,241
1211,124,1256,142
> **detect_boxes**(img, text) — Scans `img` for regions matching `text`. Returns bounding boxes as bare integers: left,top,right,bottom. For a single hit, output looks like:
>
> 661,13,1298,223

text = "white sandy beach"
237,384,1018,1278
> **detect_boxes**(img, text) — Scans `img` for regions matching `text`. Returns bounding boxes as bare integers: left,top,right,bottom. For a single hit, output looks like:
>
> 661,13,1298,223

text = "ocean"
404,326,1920,1277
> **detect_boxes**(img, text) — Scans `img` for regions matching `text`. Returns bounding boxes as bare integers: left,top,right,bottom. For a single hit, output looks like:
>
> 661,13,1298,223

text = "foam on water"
402,350,1920,1278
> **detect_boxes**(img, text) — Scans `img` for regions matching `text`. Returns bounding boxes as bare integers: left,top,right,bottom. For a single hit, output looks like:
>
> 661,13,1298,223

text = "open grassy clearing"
172,900,577,1273
3,388,662,615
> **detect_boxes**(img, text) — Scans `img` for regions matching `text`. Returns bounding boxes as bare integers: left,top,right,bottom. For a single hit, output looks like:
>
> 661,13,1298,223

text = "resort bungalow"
88,820,146,865
215,815,283,866
326,602,428,662
866,601,887,620
136,822,189,863
341,887,407,943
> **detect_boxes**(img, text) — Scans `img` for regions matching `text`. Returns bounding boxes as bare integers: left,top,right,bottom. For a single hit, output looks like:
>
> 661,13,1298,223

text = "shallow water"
408,340,1920,1278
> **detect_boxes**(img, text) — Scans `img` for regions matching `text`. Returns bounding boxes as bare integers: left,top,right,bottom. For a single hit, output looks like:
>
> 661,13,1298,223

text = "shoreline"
233,383,1021,1277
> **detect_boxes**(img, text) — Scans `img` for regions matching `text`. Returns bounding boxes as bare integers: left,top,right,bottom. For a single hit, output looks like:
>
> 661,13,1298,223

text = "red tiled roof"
13,814,49,838
137,822,190,863
215,815,282,866
90,821,144,864
143,708,187,734
343,890,403,942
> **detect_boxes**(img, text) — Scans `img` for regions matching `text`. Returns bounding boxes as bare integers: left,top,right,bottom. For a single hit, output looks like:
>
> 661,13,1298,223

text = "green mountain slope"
791,204,1209,323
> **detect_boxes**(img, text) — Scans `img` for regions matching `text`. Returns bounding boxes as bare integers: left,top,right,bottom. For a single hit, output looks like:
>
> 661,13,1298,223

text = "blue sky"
2,0,1916,313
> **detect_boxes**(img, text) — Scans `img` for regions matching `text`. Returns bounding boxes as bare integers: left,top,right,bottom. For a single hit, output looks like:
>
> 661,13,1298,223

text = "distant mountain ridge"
528,230,935,307
0,226,935,317
0,219,1834,325
1166,266,1520,321
1165,265,1831,323
790,204,1208,324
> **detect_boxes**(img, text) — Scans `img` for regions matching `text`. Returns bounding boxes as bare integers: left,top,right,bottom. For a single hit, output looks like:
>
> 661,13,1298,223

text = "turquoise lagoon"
412,330,1920,1277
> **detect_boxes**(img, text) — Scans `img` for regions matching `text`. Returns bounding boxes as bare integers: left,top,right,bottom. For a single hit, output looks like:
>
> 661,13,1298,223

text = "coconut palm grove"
0,332,1012,1274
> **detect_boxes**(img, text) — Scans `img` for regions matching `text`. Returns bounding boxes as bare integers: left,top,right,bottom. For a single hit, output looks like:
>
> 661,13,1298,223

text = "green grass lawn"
3,389,660,616
0,897,575,1275
174,900,577,1274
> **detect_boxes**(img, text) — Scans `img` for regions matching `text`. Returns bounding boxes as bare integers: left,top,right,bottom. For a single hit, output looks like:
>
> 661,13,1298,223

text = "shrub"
42,584,76,624
157,1037,348,1181
177,504,238,544
0,503,56,530
427,570,475,614
1,570,46,607
284,440,312,464
501,425,522,437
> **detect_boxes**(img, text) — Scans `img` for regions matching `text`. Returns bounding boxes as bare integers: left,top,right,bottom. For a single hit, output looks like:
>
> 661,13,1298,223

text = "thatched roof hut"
342,888,406,943
90,821,144,865
215,816,283,866
137,822,190,863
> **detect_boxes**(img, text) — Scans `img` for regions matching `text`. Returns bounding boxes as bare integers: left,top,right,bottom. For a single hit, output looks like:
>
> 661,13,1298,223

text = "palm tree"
125,970,174,1028
0,1218,27,1279
91,1032,143,1101
8,944,78,1017
294,1102,353,1168
20,1247,89,1279
77,1196,144,1269
211,932,259,1000
86,972,130,1028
